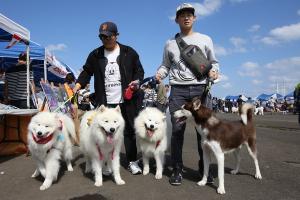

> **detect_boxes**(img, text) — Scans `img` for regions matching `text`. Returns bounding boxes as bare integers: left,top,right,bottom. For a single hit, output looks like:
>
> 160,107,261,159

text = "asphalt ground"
0,112,299,200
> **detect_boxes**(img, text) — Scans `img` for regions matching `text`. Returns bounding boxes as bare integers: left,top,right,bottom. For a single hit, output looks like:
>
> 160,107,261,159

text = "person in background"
0,67,5,103
237,95,244,112
5,52,35,109
65,72,76,88
156,3,219,185
294,83,300,124
73,21,145,174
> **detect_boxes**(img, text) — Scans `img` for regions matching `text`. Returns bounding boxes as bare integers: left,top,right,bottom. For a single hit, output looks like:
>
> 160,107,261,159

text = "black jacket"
76,43,144,109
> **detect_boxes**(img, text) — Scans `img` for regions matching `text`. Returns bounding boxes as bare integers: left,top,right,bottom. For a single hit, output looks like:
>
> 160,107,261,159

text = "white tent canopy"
0,13,31,108
0,13,30,41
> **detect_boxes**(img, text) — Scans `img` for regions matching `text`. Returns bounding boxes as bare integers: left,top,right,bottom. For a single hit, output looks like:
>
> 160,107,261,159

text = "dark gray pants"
169,85,211,169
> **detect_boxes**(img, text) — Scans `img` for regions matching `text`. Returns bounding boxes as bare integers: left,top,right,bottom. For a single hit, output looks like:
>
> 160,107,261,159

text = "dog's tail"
240,103,254,125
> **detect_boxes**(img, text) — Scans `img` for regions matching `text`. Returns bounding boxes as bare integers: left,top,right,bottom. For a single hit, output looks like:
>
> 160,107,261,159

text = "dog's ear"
115,105,121,113
98,104,106,112
193,99,201,110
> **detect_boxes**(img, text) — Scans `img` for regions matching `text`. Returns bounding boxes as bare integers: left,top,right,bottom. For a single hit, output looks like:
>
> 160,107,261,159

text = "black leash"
200,78,213,105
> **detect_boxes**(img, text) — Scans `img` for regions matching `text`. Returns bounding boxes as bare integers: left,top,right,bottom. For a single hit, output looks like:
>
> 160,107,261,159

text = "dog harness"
96,143,114,160
155,140,161,149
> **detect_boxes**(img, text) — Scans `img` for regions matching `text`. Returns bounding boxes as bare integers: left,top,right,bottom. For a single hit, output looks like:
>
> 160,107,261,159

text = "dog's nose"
37,131,42,136
150,124,154,129
110,128,115,133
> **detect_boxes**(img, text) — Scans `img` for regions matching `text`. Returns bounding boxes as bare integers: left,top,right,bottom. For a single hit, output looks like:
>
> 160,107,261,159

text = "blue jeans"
169,84,211,169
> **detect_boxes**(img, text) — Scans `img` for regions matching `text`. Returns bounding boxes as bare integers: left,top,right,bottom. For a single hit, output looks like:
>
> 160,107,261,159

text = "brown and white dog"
174,98,262,194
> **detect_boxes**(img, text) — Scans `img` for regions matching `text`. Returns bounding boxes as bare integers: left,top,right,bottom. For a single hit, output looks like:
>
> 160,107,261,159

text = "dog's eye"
155,122,158,125
104,120,108,123
149,119,152,121
114,120,117,123
45,125,49,128
38,124,41,126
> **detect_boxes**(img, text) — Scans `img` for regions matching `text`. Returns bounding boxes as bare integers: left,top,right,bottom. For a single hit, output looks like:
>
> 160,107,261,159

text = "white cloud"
265,57,300,93
46,43,67,52
261,22,300,45
238,61,261,77
248,24,260,32
191,0,222,18
219,74,229,81
230,37,247,52
260,36,279,45
214,44,228,56
252,79,262,85
221,82,232,88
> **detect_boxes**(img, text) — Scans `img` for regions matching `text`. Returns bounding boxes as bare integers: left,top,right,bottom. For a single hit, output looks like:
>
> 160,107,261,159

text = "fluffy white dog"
80,105,125,186
134,107,167,179
27,112,76,190
254,106,264,115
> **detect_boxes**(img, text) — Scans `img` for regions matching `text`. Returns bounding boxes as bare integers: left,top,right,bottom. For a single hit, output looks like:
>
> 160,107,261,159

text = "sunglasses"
99,34,116,40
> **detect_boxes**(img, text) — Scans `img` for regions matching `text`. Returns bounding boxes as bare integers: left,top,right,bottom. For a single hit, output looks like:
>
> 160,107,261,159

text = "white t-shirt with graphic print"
104,46,123,104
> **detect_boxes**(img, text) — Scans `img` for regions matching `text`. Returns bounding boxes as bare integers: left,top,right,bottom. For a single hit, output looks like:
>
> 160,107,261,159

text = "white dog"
27,112,76,190
231,106,239,114
134,107,167,179
174,100,262,194
80,105,125,186
254,106,264,115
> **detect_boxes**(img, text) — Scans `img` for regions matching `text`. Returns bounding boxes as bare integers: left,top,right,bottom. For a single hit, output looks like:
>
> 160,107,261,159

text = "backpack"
175,33,212,80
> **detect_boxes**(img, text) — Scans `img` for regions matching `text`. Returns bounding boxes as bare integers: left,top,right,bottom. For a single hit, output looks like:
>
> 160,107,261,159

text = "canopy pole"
26,45,30,108
44,48,47,81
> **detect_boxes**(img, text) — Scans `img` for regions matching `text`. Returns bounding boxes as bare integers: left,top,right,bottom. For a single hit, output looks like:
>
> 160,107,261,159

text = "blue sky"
1,0,300,98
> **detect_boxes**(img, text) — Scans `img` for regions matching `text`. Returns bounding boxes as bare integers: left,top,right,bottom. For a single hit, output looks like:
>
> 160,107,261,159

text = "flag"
5,34,22,49
47,54,69,78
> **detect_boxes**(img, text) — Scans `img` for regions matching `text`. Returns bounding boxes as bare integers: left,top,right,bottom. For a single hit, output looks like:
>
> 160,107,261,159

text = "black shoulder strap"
175,33,188,50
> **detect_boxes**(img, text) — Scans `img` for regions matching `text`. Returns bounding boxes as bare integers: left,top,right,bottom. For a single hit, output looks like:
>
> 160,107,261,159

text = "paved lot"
0,112,299,200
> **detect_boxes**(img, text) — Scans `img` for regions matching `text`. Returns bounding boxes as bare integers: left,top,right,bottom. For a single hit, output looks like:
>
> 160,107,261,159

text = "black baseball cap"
99,22,118,37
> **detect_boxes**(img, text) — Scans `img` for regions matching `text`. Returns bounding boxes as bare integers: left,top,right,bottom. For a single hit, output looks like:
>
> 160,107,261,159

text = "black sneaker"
169,168,183,186
207,175,214,184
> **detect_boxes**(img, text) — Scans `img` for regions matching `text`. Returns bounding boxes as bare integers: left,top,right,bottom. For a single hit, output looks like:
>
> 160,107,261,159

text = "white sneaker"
128,161,142,175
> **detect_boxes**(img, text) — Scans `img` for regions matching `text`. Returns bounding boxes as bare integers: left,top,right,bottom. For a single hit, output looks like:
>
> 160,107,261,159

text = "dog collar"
32,132,54,144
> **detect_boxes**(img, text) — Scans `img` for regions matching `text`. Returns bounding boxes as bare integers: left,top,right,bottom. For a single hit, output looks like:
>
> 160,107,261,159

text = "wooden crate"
0,115,32,155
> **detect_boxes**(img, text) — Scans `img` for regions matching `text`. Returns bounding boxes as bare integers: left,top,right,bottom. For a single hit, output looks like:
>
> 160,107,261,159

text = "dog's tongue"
147,129,154,137
107,135,113,144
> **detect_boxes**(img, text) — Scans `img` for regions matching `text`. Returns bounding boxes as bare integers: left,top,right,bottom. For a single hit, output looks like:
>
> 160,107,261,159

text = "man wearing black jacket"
74,21,144,174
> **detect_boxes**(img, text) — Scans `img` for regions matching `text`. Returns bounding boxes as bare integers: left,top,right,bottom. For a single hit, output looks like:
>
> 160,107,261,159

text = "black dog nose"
37,131,42,136
110,128,115,133
150,125,154,129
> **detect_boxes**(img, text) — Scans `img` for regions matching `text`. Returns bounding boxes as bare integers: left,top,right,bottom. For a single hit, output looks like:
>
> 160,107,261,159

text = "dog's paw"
40,184,50,191
67,165,74,172
143,168,149,175
94,181,103,187
115,179,125,185
155,173,162,179
197,180,207,186
255,173,262,180
230,169,239,175
217,187,226,195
